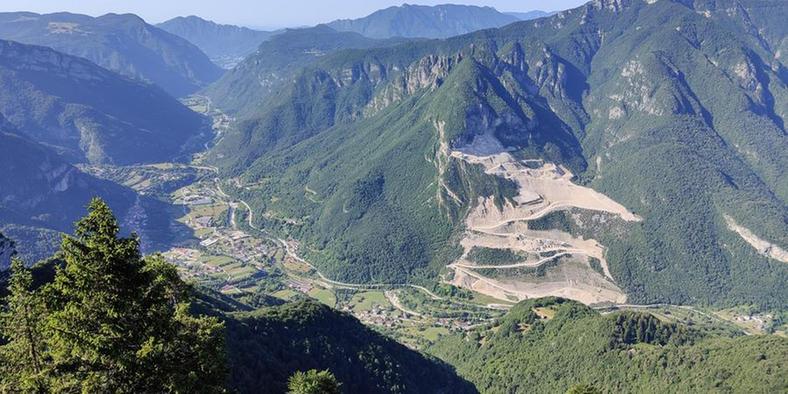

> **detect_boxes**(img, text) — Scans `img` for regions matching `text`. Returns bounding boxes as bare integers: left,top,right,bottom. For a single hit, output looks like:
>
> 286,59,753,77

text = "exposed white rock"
725,215,788,264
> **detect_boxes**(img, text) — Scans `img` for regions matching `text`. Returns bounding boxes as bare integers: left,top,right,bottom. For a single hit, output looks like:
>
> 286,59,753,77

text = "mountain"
0,12,223,97
220,300,475,393
0,39,209,165
505,10,557,20
0,116,137,261
0,232,14,270
209,0,788,310
326,4,519,39
157,16,278,69
428,297,787,393
204,25,411,117
0,112,187,264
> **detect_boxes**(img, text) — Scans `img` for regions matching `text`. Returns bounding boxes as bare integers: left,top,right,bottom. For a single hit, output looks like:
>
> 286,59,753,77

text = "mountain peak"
327,3,518,39
157,14,274,69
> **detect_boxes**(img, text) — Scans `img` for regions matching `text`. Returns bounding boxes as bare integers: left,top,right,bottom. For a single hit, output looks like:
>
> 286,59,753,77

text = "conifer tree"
0,198,226,392
0,258,48,393
287,369,342,394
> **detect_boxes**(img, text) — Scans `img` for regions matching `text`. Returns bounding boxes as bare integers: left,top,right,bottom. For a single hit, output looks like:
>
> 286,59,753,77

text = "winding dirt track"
444,132,639,305
451,252,573,270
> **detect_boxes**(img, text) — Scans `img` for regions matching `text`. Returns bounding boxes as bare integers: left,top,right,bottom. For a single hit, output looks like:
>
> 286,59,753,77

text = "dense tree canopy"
0,198,226,393
287,369,341,394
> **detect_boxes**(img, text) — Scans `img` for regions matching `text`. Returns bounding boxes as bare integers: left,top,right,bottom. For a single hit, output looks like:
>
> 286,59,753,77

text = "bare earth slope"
447,132,640,305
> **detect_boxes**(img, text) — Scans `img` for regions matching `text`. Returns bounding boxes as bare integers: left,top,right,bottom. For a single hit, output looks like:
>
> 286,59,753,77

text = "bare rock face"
367,54,460,114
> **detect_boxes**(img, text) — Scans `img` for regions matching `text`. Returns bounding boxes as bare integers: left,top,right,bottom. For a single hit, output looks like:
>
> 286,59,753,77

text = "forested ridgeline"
428,298,787,393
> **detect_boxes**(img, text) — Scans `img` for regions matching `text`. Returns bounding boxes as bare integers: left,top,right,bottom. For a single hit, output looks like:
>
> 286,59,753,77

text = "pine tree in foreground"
0,198,227,393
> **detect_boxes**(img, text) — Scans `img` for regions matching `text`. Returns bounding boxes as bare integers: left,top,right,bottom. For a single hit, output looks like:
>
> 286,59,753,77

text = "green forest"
428,298,787,393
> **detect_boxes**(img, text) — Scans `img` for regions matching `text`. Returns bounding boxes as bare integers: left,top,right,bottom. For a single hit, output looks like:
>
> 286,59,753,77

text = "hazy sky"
0,0,587,29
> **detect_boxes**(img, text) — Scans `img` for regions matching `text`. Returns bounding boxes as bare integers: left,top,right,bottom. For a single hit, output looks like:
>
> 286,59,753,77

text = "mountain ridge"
0,11,223,96
157,15,278,69
0,39,210,165
326,3,519,39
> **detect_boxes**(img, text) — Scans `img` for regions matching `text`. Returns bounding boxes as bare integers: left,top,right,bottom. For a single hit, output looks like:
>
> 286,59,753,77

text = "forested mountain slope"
204,25,412,117
221,300,476,393
0,12,223,96
326,4,518,39
0,39,209,165
428,297,787,393
157,16,278,69
208,0,787,309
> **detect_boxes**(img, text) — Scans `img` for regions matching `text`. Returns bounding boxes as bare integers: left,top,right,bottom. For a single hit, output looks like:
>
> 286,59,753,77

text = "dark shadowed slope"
0,232,14,270
222,300,477,393
0,116,136,262
0,39,209,165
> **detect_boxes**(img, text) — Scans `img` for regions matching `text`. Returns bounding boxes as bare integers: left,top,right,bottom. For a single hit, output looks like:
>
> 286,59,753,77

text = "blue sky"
0,0,587,29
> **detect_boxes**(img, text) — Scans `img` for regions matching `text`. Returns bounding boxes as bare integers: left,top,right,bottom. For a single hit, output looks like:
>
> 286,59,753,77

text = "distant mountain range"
326,4,519,39
157,7,553,71
157,16,278,69
0,12,223,96
0,39,209,165
505,10,557,20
